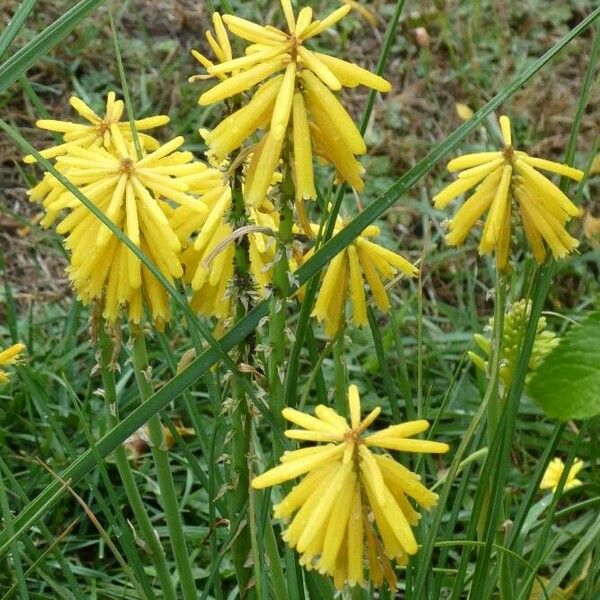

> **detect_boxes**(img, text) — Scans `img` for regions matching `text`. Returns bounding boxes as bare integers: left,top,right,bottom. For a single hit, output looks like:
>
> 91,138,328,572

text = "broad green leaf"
528,312,600,420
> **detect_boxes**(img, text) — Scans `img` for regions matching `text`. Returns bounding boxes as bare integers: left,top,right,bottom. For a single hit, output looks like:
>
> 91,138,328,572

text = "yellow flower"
540,457,584,493
300,220,418,336
0,343,25,383
434,115,584,269
171,176,280,320
193,1,391,206
24,92,168,163
252,384,449,589
29,125,207,328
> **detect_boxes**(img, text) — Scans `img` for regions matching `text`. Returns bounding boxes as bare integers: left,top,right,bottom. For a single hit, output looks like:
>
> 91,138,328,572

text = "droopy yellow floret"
252,384,449,589
434,115,584,269
299,219,418,336
192,1,391,207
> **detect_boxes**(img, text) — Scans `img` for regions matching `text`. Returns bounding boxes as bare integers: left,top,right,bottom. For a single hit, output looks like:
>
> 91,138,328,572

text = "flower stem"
476,272,508,588
130,332,197,600
229,175,255,598
333,328,348,417
98,325,177,600
268,164,294,449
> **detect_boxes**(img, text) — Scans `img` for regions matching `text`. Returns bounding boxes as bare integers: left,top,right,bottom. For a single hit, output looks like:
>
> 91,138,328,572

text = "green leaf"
528,312,600,420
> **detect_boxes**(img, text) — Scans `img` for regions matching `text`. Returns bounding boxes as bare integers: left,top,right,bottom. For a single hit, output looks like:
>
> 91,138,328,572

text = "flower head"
301,220,418,336
468,299,559,386
24,92,168,163
434,115,584,268
193,1,391,206
540,457,584,493
29,123,207,328
252,385,449,589
0,343,25,383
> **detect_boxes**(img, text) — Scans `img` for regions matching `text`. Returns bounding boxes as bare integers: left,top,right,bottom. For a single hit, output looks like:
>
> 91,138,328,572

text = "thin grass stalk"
0,469,28,599
0,457,85,600
97,326,177,600
130,333,197,600
477,272,508,580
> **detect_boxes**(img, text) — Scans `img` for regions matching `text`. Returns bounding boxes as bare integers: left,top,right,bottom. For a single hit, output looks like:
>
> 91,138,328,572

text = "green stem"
476,273,507,540
268,165,294,438
333,328,348,416
229,175,255,599
98,326,177,600
131,333,197,600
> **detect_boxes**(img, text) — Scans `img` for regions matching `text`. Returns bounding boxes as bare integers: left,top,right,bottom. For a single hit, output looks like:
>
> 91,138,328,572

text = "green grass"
1,0,600,598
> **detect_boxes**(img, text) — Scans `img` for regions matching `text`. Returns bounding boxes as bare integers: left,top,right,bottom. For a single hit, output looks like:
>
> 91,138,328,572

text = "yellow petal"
315,52,391,92
499,115,512,146
222,14,287,45
292,92,317,200
479,164,512,252
251,444,345,488
199,58,285,105
367,437,450,453
271,61,296,140
245,132,284,207
348,384,361,429
298,47,341,90
515,158,582,217
282,407,343,433
347,245,368,328
446,151,503,172
301,4,351,39
434,166,501,209
302,70,364,153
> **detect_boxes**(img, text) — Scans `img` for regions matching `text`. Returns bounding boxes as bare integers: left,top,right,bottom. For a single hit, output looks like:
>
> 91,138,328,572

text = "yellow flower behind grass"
252,385,449,589
29,126,207,328
24,92,168,163
540,457,584,493
434,115,584,268
193,1,391,206
300,220,418,336
0,343,25,383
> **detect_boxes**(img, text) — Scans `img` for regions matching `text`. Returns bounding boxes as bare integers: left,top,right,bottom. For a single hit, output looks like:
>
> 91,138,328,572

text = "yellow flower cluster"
435,115,584,268
29,104,209,327
193,2,390,207
28,93,286,327
0,343,25,383
299,220,418,336
252,385,448,589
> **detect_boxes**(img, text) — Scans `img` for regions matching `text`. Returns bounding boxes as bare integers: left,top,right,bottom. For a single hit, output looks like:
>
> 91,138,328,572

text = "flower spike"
252,385,449,589
434,114,584,268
